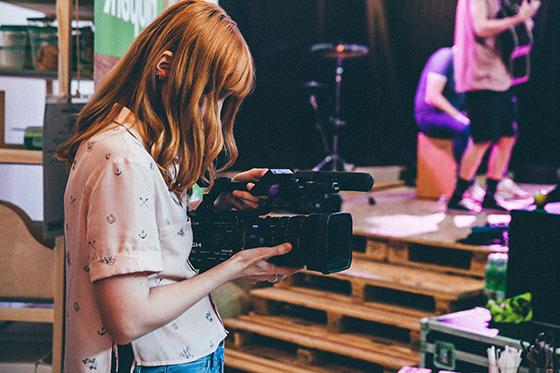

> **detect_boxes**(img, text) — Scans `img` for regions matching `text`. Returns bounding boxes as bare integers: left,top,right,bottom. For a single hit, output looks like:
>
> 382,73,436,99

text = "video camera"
188,169,374,274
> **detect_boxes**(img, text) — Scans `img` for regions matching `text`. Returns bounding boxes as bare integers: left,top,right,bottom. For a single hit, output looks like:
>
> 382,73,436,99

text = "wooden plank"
226,349,310,373
52,236,65,373
0,149,43,165
225,314,418,369
0,90,6,148
335,257,483,301
225,345,366,373
296,347,323,366
0,307,53,323
0,201,54,300
251,286,429,332
355,236,491,277
56,0,72,98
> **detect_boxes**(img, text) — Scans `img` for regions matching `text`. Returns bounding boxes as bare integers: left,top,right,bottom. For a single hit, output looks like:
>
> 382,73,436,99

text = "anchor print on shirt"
171,322,178,330
138,230,147,240
179,346,194,359
86,140,96,152
83,264,90,273
88,240,97,253
73,302,80,312
69,195,77,206
114,167,122,176
105,153,111,160
106,214,116,224
82,357,97,370
97,326,107,336
177,228,185,237
205,311,214,323
139,196,149,207
98,256,116,265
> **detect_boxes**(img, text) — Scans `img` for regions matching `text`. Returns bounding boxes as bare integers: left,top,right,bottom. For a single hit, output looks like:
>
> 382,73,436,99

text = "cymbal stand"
307,87,330,154
313,56,350,171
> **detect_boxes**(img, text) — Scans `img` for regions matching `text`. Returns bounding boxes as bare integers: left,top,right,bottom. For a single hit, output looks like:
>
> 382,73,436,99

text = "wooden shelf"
3,0,93,19
0,148,43,165
0,69,57,79
0,69,93,81
0,306,53,323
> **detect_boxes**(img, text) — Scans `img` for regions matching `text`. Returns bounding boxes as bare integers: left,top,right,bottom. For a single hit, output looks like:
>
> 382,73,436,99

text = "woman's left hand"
214,168,268,211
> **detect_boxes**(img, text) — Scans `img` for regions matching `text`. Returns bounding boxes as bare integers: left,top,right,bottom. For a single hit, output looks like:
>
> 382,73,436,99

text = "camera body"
188,169,373,274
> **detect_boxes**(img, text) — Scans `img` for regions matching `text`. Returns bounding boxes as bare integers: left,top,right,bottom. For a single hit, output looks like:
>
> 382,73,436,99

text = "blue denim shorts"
133,344,224,373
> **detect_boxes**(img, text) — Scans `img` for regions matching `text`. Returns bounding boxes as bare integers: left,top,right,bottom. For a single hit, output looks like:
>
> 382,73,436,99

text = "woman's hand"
214,168,269,211
220,242,302,284
516,0,541,23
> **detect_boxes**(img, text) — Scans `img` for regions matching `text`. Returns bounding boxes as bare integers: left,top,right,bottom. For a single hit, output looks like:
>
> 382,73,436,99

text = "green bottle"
484,253,508,302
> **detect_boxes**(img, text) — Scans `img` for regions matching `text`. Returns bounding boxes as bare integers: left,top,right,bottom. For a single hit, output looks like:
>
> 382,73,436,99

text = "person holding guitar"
448,0,540,211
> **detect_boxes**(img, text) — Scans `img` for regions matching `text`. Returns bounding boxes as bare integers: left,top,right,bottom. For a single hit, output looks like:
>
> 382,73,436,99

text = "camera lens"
243,213,352,273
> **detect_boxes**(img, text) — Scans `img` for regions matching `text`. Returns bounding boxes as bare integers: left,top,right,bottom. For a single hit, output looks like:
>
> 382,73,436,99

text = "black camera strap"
111,343,134,373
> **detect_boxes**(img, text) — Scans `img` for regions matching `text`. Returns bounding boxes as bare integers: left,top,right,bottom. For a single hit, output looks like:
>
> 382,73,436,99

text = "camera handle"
195,178,248,215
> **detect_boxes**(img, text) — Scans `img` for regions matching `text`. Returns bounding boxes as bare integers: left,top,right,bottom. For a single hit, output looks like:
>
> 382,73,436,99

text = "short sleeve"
427,48,453,78
86,158,163,282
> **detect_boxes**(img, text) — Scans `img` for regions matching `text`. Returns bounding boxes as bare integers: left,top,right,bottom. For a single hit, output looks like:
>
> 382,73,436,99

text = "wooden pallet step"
352,235,502,278
281,258,483,314
225,344,372,373
225,314,418,370
250,286,429,343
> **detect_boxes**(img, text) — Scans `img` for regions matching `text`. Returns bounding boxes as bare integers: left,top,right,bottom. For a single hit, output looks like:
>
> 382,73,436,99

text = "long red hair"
56,0,255,197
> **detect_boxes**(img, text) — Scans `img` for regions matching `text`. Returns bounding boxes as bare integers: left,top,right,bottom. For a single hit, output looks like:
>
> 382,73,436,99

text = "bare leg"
486,136,516,180
459,139,492,180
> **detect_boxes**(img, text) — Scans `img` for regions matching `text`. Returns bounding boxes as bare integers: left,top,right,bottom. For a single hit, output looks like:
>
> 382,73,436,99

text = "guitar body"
497,0,533,85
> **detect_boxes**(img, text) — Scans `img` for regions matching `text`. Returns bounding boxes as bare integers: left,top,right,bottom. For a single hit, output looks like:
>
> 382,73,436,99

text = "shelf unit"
0,1,78,373
0,148,42,164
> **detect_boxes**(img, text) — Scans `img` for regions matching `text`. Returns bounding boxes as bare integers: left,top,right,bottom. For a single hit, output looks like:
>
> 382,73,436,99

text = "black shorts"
465,90,517,143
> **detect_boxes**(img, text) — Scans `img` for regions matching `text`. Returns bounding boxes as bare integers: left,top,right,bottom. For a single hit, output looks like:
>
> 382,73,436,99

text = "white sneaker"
496,178,531,200
464,181,485,202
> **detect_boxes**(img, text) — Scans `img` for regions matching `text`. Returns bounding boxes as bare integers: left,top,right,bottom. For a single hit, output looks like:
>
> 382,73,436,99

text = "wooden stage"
223,171,553,373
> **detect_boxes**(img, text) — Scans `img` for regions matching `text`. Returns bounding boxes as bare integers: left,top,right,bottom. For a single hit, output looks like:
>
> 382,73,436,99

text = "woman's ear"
155,50,174,80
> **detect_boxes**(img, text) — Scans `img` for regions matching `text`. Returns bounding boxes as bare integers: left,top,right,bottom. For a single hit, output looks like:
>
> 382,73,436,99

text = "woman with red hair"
57,1,298,371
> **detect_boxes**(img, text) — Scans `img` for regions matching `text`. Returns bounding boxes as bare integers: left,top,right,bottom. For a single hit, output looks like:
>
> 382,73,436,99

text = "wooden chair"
416,132,457,199
0,200,65,373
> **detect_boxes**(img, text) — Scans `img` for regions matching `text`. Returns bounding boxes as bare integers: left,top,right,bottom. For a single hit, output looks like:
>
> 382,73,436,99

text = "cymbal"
310,42,369,59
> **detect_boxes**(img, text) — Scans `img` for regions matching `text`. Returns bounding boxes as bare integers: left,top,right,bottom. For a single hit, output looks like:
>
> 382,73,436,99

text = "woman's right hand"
516,0,541,23
222,243,302,284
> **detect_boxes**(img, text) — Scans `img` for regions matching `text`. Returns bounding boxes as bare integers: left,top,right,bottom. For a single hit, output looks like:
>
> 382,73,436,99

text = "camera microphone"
294,171,374,192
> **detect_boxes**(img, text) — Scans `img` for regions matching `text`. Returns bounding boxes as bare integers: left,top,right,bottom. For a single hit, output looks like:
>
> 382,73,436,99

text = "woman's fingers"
266,263,303,276
253,243,292,262
247,273,288,284
232,190,260,203
232,168,268,182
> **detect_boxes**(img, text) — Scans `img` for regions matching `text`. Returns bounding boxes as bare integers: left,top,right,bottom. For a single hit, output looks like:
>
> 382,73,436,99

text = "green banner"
94,0,165,58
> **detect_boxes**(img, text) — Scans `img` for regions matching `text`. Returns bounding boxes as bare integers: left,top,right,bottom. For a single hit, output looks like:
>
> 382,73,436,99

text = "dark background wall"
221,0,560,179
